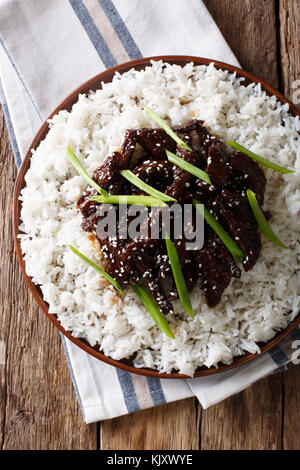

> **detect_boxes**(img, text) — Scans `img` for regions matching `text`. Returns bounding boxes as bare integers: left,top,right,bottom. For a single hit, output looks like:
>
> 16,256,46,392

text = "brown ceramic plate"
12,55,300,378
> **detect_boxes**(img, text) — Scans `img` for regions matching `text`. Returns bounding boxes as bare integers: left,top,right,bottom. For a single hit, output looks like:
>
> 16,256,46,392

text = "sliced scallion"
246,190,288,249
132,283,175,339
90,195,167,207
166,150,212,185
165,236,194,319
67,146,108,196
192,199,245,263
69,245,124,295
120,169,176,202
144,106,193,152
226,141,294,175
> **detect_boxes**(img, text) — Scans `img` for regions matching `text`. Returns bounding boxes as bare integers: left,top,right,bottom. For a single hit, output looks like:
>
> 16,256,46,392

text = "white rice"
19,61,300,376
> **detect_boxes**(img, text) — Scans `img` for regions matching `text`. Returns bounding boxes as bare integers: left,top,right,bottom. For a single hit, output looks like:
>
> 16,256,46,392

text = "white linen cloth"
1,0,299,423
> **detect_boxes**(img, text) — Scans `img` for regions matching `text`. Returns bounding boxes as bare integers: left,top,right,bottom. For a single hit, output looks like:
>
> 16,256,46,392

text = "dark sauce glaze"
78,121,266,312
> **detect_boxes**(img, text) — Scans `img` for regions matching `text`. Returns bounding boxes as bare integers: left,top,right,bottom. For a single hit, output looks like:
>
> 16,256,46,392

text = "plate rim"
12,54,300,379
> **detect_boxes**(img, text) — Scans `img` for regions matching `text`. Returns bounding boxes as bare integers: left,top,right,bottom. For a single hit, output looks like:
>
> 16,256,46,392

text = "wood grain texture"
279,0,300,109
0,109,98,450
204,0,279,88
283,364,300,450
101,400,200,450
201,374,283,450
0,0,299,451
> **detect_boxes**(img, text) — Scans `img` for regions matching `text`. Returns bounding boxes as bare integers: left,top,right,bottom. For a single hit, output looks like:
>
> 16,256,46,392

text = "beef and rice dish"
19,62,300,374
78,120,266,312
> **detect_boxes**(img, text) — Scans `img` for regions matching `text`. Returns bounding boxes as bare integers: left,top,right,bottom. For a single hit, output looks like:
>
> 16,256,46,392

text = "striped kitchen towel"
1,0,299,423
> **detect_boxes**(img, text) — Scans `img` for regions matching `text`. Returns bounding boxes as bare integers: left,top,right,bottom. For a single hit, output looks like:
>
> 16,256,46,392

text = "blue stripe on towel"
146,377,167,406
274,364,287,372
116,369,140,413
289,325,300,341
69,0,117,68
270,344,289,366
0,82,21,167
98,0,142,60
0,37,43,122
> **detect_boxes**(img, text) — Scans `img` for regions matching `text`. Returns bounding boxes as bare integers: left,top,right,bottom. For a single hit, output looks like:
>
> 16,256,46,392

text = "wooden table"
0,0,299,450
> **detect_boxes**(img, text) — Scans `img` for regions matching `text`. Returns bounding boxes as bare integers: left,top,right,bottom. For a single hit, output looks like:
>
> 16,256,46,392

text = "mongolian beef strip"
190,198,241,307
125,237,174,315
167,238,199,302
229,150,266,204
194,229,233,307
78,120,266,311
132,160,173,192
206,141,232,187
78,188,99,232
92,151,127,194
216,189,261,271
122,128,177,161
165,146,198,202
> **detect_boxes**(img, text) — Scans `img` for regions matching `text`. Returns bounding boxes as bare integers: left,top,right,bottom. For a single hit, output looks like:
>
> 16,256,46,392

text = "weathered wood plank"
279,0,300,109
201,375,283,450
0,108,98,450
0,107,12,450
282,365,300,449
279,0,300,450
204,0,279,88
101,399,199,450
